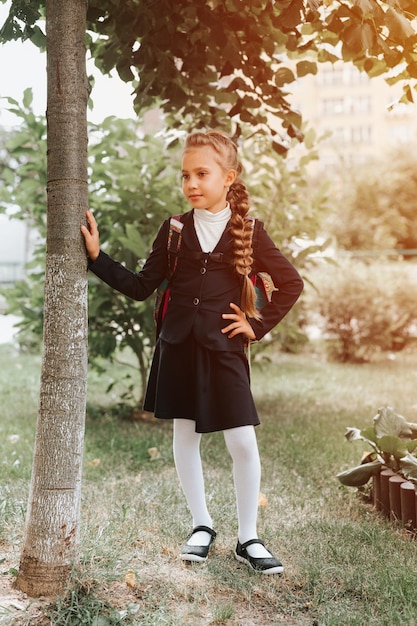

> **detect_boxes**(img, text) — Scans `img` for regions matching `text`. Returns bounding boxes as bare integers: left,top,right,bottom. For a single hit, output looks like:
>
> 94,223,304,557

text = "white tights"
173,419,270,557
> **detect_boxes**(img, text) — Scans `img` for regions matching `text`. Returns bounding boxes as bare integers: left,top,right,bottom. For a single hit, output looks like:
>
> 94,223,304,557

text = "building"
290,61,417,173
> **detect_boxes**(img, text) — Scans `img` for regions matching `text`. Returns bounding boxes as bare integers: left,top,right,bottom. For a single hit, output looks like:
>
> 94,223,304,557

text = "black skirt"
143,334,260,433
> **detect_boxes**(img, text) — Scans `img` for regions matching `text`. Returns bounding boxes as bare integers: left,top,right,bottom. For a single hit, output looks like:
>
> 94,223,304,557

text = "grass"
1,342,417,625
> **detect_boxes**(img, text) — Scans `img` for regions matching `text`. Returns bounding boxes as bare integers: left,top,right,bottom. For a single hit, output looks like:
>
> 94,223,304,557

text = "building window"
319,96,372,116
324,126,373,144
388,124,413,143
320,98,345,115
351,125,372,143
352,96,372,115
317,64,370,87
317,67,344,86
343,65,370,86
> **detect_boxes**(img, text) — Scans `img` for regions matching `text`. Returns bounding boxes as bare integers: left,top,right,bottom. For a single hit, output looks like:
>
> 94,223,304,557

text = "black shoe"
235,539,284,575
180,525,217,562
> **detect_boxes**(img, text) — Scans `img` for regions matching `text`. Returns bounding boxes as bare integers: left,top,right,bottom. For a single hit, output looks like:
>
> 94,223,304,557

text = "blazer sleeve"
88,219,170,301
249,220,304,341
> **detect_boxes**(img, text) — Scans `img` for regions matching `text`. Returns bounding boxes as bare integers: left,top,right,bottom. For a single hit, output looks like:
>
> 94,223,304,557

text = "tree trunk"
16,0,89,597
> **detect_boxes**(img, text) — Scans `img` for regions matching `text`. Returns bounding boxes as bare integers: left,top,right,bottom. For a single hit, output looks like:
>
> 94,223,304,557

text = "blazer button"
193,297,200,305
200,267,207,274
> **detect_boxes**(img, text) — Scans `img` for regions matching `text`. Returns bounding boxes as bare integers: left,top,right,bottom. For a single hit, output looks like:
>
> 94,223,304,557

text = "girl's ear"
225,169,237,188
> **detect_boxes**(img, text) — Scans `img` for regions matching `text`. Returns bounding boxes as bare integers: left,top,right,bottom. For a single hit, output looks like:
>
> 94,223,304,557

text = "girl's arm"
249,221,304,341
81,210,169,302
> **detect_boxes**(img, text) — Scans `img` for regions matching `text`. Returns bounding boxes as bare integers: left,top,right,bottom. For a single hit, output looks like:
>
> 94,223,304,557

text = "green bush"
307,260,417,362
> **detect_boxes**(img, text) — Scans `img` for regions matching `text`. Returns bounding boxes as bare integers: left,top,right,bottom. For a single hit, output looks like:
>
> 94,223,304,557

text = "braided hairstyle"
184,131,260,320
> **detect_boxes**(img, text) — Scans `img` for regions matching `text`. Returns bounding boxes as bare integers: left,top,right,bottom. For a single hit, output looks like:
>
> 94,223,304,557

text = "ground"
0,573,51,625
0,551,313,626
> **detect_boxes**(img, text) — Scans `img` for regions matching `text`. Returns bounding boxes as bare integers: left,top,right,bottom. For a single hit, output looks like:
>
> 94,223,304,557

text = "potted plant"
337,406,417,487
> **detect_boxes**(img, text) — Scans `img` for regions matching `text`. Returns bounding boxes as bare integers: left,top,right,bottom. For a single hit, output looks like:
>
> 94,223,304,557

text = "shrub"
307,259,417,362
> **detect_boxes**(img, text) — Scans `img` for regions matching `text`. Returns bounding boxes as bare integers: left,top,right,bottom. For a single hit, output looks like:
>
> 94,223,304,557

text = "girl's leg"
173,418,213,546
223,425,272,558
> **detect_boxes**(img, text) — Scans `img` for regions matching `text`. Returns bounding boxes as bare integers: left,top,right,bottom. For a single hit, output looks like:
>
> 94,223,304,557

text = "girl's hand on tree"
81,210,100,261
221,302,256,340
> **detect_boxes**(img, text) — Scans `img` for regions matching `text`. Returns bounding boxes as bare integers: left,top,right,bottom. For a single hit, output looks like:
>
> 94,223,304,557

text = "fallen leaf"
124,570,136,588
148,447,161,461
258,492,268,507
88,458,101,467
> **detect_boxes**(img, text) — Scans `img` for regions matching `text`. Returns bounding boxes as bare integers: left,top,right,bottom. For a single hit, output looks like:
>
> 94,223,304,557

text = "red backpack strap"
154,214,185,333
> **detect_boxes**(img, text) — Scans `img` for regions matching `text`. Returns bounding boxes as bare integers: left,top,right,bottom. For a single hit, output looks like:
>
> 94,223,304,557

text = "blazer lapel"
181,210,202,251
213,219,233,253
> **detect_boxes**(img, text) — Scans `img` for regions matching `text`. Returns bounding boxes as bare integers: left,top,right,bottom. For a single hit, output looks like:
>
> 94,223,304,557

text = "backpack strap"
154,213,185,333
166,215,185,278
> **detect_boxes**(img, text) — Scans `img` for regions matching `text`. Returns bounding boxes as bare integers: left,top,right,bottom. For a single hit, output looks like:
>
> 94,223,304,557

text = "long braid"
184,131,260,320
227,180,260,320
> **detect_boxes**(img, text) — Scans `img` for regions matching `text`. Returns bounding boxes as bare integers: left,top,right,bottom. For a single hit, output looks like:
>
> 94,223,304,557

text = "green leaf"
377,435,408,460
406,61,417,79
361,426,378,443
296,60,317,78
337,459,382,487
373,406,417,439
345,426,373,445
287,123,304,141
29,24,46,49
343,24,365,54
401,84,414,104
274,67,295,87
363,57,388,78
22,87,33,109
121,224,147,256
317,49,340,64
399,453,417,483
406,439,417,453
116,59,134,83
271,139,288,156
386,6,415,42
279,0,304,30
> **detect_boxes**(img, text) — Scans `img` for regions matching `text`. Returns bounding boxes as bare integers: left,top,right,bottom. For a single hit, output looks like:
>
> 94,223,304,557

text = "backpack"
153,214,276,333
154,215,184,333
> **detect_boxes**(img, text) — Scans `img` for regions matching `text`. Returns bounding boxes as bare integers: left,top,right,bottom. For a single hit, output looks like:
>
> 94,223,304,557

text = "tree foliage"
2,0,417,153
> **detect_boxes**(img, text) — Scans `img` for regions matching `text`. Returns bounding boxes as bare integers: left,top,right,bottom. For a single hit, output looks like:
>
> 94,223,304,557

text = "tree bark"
16,0,89,597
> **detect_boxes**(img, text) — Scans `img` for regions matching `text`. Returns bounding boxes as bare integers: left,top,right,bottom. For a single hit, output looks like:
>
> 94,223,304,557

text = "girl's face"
181,146,236,214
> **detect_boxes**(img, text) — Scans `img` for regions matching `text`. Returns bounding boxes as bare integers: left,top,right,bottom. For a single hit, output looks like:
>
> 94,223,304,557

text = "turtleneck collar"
193,204,231,252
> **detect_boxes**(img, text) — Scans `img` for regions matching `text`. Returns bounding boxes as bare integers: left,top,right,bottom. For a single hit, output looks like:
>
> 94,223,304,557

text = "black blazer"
89,210,304,351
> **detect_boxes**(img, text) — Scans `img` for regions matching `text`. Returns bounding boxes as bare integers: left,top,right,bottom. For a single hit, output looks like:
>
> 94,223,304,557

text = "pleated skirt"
143,334,260,433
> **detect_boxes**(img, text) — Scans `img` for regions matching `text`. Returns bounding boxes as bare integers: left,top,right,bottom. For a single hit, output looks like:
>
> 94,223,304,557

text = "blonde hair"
184,131,260,320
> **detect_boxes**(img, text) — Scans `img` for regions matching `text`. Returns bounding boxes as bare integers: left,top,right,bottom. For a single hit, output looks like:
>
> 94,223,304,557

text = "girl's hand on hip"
80,209,100,261
221,303,256,340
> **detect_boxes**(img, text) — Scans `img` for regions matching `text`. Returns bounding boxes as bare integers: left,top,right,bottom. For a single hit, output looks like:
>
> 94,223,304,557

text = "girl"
81,131,303,575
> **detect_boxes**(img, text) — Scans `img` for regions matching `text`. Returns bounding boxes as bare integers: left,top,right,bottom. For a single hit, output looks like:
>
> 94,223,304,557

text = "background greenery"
0,91,329,403
1,342,417,625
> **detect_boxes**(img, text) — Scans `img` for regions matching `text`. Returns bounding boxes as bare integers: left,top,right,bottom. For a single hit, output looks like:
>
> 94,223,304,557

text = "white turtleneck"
193,204,231,253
